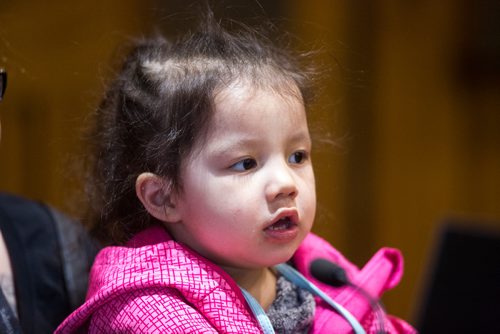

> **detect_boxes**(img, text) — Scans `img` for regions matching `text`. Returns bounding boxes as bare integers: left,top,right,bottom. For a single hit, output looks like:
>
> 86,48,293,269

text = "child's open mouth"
264,213,299,242
265,217,294,231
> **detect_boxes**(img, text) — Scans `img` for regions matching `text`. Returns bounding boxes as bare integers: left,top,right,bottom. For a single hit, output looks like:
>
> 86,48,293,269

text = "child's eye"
230,158,257,171
288,151,307,164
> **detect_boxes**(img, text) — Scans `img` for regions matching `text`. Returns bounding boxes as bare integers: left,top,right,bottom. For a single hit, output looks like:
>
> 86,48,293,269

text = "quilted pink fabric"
293,233,416,333
55,225,416,333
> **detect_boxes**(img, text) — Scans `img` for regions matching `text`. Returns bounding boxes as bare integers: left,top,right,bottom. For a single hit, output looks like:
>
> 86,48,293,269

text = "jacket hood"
57,225,256,332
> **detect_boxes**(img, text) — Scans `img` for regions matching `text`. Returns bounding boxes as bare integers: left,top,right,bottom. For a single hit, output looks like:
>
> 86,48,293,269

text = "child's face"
170,82,316,270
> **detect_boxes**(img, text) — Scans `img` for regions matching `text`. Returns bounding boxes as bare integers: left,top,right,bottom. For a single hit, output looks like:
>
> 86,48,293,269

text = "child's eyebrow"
209,137,260,156
208,131,311,156
289,132,312,145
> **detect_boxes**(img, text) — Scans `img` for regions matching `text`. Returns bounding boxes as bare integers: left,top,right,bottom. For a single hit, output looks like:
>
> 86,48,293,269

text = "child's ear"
135,172,181,223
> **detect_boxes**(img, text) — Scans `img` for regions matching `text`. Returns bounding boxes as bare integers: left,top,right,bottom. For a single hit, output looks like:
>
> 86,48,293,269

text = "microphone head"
310,258,350,287
310,258,387,333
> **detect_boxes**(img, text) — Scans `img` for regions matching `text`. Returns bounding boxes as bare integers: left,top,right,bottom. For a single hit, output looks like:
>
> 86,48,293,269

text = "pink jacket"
56,225,415,333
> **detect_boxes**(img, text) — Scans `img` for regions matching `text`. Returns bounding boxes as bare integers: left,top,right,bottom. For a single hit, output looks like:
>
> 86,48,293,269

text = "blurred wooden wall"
289,0,500,322
0,0,153,210
1,0,499,324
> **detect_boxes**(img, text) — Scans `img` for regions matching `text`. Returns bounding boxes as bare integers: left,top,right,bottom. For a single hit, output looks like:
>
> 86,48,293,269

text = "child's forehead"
210,82,307,130
186,81,310,160
214,79,304,108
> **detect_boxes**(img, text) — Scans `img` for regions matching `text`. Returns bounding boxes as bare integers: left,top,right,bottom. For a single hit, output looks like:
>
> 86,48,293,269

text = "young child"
56,14,415,334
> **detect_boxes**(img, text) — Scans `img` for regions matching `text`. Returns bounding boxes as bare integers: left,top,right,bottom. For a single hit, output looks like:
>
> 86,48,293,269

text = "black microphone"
310,258,387,334
310,258,350,287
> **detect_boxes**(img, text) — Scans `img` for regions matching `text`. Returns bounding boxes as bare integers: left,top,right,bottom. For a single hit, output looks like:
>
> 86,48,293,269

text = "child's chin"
265,248,299,267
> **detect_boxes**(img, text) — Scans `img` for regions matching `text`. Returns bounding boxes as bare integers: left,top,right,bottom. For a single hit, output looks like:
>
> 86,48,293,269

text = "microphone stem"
348,283,387,334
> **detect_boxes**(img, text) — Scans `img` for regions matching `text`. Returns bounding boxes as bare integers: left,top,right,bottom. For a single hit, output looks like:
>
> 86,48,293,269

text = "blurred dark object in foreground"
415,219,500,334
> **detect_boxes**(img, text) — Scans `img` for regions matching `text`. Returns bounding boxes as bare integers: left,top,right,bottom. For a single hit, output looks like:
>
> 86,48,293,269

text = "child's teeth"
269,218,291,230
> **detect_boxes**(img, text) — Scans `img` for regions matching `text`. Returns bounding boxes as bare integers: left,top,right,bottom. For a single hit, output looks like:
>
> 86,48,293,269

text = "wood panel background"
1,0,499,324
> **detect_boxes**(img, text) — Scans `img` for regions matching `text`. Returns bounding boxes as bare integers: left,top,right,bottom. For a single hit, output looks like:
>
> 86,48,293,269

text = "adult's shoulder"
0,192,99,333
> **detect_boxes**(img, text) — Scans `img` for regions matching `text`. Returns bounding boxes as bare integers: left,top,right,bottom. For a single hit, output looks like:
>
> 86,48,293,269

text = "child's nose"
265,162,298,202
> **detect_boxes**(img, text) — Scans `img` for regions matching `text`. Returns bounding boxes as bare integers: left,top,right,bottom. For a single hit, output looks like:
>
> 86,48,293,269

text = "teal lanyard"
240,264,366,334
240,288,275,334
275,264,366,334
